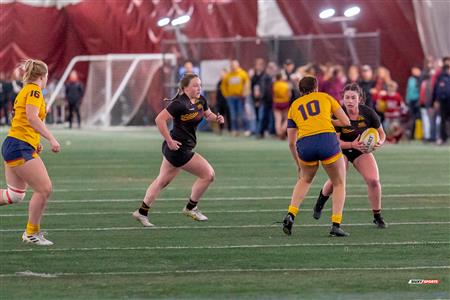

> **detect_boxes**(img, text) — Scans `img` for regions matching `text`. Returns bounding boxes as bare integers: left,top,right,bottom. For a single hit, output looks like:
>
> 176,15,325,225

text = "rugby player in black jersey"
133,73,224,226
313,83,387,228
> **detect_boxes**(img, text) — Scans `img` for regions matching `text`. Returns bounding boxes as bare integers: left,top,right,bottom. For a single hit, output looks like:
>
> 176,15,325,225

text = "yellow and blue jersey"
287,92,341,139
8,83,46,149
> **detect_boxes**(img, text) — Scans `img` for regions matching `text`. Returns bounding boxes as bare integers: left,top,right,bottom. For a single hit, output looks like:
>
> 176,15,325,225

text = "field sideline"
0,127,449,299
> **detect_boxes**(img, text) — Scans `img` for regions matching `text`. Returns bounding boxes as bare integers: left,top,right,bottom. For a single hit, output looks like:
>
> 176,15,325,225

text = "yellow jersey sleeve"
26,88,44,108
327,94,341,113
287,102,297,128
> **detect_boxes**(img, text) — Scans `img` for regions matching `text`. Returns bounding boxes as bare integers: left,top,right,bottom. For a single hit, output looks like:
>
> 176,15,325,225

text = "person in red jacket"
376,81,405,143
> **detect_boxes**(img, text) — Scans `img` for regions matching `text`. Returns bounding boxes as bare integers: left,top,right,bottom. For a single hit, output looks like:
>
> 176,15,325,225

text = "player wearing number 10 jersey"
282,76,351,237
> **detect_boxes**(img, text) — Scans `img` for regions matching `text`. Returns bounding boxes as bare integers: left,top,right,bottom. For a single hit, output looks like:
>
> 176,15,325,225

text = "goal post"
47,53,176,126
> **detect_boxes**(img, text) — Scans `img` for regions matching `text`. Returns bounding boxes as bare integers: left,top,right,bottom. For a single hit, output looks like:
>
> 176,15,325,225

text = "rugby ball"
359,128,379,153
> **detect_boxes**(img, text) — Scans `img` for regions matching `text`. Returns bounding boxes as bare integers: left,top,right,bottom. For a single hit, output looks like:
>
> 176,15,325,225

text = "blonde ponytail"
21,59,48,83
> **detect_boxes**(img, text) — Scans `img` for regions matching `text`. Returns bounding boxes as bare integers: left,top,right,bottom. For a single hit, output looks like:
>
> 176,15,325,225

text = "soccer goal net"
47,53,176,127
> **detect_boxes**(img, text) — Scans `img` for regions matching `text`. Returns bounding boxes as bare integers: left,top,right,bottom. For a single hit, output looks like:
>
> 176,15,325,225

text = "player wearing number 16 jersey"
282,76,351,237
1,59,61,246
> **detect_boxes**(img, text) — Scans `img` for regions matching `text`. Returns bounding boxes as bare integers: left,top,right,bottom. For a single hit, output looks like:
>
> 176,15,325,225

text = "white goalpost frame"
47,53,177,126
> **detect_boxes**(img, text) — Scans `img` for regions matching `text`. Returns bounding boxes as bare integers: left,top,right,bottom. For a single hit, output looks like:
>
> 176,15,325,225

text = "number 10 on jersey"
298,100,320,120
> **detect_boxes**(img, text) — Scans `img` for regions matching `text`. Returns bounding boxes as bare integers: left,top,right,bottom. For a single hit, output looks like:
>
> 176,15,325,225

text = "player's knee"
37,183,53,199
204,169,215,183
4,186,26,204
200,168,216,183
366,178,380,189
330,177,345,187
158,177,171,189
302,174,315,184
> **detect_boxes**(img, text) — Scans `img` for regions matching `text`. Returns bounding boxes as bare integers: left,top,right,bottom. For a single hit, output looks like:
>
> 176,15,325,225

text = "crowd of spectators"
1,57,448,146
204,56,450,145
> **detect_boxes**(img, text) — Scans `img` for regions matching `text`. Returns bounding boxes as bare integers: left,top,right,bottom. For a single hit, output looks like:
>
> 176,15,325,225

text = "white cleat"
22,231,54,246
132,210,154,227
182,207,208,221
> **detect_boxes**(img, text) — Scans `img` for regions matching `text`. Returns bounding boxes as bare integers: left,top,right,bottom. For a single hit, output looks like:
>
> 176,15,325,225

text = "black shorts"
162,141,195,168
342,149,363,163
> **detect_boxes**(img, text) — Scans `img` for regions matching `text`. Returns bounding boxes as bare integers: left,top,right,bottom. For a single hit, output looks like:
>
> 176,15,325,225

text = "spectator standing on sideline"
220,60,250,136
251,58,273,138
358,65,376,109
65,70,84,129
405,66,421,140
216,68,231,133
433,57,450,145
346,65,359,85
272,73,290,139
282,59,300,104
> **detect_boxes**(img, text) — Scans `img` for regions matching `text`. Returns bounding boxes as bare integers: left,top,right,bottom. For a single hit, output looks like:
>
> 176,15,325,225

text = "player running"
282,76,351,237
313,83,387,228
132,73,224,226
1,59,61,245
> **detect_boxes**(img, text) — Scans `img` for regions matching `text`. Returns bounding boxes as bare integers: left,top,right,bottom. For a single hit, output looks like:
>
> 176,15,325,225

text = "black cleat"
373,217,387,229
329,224,350,237
313,203,324,220
282,214,294,235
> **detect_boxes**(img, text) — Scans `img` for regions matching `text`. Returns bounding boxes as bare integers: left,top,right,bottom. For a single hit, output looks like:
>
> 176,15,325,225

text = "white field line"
1,265,449,278
1,206,449,217
33,193,450,203
51,183,450,192
1,221,449,233
0,241,448,253
14,271,58,278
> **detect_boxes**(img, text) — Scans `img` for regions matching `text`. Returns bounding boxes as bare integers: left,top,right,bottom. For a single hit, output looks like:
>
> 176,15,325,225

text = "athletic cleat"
282,214,294,235
312,203,324,220
373,217,387,229
22,231,54,246
182,207,208,221
329,225,350,237
132,210,154,227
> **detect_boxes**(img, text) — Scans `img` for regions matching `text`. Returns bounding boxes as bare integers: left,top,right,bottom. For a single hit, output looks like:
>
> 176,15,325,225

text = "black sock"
287,212,296,220
186,198,198,210
373,209,382,219
332,222,340,227
138,202,150,216
317,189,330,207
